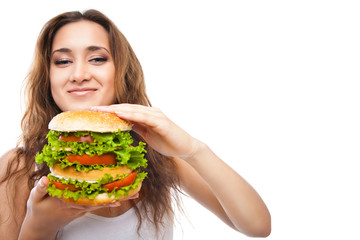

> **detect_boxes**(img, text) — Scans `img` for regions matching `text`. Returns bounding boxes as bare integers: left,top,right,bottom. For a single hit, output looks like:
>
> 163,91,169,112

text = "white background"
1,1,359,239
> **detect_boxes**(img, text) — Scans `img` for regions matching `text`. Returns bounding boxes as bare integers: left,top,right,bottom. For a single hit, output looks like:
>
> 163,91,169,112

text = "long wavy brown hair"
1,9,182,235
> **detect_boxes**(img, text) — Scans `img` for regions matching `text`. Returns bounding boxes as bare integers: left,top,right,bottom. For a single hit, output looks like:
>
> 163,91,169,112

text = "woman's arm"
173,149,271,237
92,104,271,237
0,150,30,240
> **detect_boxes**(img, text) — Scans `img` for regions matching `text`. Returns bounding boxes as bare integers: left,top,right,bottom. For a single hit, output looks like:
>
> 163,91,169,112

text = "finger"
31,176,49,202
61,201,104,210
130,123,147,136
115,111,160,128
92,104,163,118
91,104,147,113
92,104,167,132
116,107,168,130
66,200,121,210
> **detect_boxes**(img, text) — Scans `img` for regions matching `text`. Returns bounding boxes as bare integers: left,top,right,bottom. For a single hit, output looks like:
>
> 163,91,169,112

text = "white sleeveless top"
56,206,173,240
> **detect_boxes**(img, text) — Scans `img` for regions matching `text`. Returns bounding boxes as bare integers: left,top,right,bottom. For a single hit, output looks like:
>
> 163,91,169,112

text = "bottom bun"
61,182,142,206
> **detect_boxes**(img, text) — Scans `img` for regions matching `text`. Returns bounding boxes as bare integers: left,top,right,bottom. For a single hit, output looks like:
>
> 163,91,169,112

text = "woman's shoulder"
0,147,33,198
0,147,18,160
0,148,20,175
0,147,32,190
0,148,26,177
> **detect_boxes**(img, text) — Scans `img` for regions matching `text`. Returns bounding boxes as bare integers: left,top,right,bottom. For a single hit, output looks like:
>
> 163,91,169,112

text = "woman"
0,9,271,239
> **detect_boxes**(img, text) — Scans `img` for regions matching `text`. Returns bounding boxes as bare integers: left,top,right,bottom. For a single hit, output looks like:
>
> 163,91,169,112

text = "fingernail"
39,177,46,188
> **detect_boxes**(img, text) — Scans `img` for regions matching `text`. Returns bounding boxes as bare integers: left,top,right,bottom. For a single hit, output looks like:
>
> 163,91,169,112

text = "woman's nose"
70,62,91,83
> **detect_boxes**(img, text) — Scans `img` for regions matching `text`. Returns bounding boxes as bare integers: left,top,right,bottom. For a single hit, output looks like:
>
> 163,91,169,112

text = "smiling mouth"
68,88,97,96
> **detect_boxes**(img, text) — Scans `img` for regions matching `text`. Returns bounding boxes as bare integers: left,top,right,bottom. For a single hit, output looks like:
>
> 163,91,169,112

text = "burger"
35,110,147,205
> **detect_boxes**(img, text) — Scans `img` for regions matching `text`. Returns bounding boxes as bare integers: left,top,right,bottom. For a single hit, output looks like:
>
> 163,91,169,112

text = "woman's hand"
92,104,202,161
18,176,124,240
92,104,271,236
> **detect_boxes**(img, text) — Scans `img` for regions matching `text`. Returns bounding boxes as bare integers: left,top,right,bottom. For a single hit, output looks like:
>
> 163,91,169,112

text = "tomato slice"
102,172,137,191
66,153,116,165
51,180,81,191
59,135,94,143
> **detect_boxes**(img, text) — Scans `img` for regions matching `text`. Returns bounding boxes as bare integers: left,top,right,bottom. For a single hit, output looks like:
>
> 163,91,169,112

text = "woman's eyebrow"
51,46,110,55
52,48,71,55
86,46,110,54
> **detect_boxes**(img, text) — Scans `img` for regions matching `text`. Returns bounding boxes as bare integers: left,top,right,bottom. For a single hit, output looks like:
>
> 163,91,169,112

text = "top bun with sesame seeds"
49,110,133,132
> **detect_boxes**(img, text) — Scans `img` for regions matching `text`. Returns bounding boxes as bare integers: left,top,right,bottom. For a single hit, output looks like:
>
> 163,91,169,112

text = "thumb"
31,176,49,202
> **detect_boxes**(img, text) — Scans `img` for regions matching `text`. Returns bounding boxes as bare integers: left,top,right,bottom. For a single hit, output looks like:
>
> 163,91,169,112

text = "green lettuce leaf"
35,130,147,170
47,172,147,200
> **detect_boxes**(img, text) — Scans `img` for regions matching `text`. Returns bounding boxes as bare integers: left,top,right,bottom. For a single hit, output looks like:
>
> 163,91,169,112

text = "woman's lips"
68,88,97,96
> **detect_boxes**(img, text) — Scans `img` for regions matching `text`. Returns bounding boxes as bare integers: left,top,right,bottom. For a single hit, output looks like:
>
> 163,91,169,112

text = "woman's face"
50,20,116,111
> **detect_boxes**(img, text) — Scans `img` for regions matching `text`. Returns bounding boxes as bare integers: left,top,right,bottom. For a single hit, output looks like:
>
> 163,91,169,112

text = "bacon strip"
59,135,94,143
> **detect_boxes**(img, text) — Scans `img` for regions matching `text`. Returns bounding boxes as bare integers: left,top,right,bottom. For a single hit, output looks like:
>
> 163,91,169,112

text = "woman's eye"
54,59,72,65
90,57,108,63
